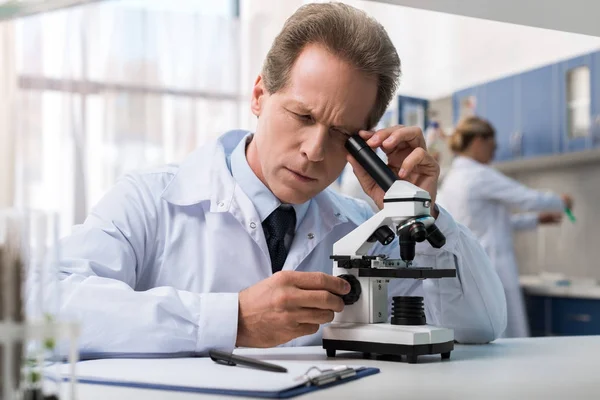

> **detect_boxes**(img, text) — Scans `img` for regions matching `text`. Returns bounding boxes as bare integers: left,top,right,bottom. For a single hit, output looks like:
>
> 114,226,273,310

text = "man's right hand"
236,271,350,348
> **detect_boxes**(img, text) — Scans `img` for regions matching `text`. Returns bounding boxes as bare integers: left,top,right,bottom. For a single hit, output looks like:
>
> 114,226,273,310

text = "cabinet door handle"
592,116,600,145
510,131,523,157
567,313,592,322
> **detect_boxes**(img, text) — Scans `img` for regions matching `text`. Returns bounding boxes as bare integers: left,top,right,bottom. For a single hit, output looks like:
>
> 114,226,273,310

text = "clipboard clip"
298,365,359,386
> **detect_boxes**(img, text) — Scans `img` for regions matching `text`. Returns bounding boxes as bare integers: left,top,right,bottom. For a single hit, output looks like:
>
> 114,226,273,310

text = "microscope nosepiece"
409,222,427,242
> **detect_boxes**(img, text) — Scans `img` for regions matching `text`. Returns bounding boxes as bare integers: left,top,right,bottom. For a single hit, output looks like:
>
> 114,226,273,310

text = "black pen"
209,349,288,373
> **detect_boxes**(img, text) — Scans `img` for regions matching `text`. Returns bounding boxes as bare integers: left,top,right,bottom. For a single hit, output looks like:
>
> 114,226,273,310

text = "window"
12,0,243,234
566,66,591,139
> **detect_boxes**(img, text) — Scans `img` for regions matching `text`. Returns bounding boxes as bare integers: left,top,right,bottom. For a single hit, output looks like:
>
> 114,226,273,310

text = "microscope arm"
333,211,391,257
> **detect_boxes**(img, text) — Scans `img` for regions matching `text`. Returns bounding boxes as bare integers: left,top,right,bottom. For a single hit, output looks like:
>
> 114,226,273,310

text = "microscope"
322,135,456,363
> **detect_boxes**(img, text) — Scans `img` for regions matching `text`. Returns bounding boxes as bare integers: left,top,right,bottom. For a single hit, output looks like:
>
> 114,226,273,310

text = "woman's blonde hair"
449,116,495,153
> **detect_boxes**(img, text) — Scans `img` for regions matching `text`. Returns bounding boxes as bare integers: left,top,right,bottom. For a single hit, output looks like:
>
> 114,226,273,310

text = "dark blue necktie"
263,205,296,274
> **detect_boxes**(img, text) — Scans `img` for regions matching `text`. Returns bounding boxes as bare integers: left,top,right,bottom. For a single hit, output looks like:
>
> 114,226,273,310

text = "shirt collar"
230,133,310,230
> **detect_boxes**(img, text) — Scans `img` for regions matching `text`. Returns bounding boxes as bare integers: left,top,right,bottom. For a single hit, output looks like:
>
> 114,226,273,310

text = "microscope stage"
322,323,454,363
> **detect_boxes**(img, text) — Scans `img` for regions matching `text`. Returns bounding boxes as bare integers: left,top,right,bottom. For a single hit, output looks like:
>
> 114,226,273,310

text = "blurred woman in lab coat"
438,116,573,338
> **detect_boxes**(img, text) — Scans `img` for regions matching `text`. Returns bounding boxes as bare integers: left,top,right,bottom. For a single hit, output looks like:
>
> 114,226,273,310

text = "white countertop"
66,336,599,400
520,274,600,299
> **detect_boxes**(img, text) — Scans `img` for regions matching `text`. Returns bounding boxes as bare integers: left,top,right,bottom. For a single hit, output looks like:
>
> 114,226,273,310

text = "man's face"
247,44,378,204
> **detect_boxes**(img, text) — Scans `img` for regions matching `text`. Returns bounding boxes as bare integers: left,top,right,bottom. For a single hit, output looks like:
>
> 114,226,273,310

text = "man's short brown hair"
261,2,401,130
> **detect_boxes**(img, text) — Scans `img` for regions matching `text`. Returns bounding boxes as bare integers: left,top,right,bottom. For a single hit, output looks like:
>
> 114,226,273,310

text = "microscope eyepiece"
345,135,398,192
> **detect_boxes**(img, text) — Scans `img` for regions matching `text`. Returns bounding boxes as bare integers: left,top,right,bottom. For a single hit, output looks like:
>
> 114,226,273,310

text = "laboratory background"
1,0,600,398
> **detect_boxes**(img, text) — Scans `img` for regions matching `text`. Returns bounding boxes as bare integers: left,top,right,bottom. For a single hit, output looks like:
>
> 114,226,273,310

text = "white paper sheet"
58,357,364,393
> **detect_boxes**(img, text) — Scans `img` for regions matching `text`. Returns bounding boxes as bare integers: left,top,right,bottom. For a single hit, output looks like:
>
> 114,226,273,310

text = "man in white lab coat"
56,3,507,357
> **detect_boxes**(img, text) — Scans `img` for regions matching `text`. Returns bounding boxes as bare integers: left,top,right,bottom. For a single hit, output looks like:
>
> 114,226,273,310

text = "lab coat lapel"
227,184,273,277
283,191,349,271
201,145,273,277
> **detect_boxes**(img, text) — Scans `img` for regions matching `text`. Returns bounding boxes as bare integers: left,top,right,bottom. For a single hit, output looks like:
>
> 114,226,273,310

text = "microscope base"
322,323,454,363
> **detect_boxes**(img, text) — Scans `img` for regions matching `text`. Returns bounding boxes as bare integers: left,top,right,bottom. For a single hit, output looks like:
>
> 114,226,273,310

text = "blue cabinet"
452,71,561,162
452,80,524,162
520,65,561,157
552,298,600,336
452,85,486,124
397,95,428,131
481,67,561,161
525,295,550,337
525,294,600,336
482,76,517,162
452,49,600,160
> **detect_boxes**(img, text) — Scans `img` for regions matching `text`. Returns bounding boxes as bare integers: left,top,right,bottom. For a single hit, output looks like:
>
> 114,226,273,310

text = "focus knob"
338,274,361,305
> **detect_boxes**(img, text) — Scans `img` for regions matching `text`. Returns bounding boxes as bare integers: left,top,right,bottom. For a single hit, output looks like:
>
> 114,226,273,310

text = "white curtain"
0,21,16,209
6,0,249,235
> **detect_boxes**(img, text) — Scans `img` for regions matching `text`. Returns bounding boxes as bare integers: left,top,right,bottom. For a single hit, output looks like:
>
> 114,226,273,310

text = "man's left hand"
347,126,440,217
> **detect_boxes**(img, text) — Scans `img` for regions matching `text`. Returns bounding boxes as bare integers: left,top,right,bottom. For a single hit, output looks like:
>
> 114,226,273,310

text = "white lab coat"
438,156,564,338
53,131,506,358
